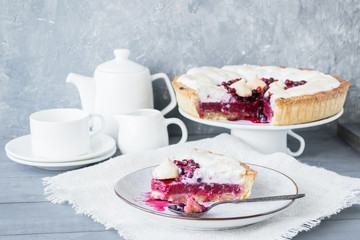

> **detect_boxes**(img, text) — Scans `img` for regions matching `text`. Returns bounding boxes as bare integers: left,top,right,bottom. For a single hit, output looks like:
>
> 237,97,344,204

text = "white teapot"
66,49,177,140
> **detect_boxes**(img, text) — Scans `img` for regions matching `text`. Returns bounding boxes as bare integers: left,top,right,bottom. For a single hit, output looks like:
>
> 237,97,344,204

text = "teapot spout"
66,73,95,113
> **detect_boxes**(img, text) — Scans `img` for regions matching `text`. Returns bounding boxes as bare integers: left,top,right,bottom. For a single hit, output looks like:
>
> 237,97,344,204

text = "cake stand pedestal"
179,108,344,156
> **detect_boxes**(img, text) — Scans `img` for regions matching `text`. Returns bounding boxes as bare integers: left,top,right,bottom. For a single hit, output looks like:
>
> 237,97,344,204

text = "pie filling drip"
198,78,306,123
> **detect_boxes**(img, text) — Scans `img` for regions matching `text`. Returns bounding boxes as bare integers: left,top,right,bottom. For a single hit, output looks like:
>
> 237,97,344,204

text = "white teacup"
30,108,105,159
114,109,188,154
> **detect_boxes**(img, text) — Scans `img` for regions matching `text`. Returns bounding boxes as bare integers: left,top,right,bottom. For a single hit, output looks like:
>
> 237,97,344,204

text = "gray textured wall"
1,0,359,137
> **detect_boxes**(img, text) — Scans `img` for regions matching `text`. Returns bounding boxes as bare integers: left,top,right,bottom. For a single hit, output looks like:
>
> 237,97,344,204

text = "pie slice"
150,149,257,203
172,65,349,125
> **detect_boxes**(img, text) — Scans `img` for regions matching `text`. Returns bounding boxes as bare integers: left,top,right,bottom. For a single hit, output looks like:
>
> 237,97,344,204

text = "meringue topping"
177,64,340,102
174,149,247,185
230,78,252,97
153,158,179,180
246,75,266,90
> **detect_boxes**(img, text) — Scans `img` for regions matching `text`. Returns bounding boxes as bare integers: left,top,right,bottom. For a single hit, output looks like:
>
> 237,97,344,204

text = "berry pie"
150,149,257,203
172,65,349,125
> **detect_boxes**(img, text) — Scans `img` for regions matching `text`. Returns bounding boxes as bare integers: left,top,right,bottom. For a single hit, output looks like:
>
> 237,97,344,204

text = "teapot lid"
96,49,148,74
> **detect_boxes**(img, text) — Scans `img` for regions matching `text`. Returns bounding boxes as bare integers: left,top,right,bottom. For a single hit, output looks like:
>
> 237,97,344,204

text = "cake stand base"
231,129,305,156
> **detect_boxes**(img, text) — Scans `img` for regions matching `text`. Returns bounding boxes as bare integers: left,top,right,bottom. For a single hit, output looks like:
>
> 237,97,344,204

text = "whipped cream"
177,64,340,102
153,158,179,180
174,149,247,185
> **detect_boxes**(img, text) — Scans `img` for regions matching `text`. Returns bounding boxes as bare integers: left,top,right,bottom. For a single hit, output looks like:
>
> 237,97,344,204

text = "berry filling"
151,179,242,195
198,78,307,123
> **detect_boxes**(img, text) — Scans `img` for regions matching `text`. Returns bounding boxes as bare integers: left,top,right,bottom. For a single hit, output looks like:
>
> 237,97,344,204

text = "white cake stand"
179,108,344,156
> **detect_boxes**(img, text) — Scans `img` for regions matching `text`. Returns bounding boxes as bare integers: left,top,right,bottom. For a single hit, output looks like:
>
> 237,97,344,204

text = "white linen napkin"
43,134,360,240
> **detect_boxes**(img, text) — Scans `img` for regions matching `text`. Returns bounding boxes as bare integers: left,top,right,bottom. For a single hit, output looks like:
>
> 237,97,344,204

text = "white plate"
114,164,299,230
7,147,116,171
179,108,343,130
5,134,115,163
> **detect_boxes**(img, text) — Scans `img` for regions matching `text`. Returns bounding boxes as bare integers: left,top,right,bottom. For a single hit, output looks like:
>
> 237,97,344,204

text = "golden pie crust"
172,71,349,126
238,162,258,200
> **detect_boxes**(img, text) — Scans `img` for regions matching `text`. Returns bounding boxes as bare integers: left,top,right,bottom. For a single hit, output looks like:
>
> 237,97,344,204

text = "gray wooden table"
1,127,359,240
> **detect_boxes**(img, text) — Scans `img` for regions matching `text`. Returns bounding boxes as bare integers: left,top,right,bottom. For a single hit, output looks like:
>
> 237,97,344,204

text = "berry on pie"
150,149,257,203
172,65,349,125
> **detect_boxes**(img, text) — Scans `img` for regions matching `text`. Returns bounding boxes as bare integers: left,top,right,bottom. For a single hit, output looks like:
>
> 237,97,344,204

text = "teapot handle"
151,73,177,116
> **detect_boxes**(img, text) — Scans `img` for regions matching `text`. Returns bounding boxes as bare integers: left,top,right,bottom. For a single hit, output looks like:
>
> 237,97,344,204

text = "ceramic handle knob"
114,49,130,60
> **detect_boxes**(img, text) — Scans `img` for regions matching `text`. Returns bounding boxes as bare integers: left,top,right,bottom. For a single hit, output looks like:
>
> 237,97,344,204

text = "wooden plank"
0,159,62,178
1,220,360,240
0,231,120,240
294,219,360,240
0,202,108,235
288,129,360,174
0,201,359,236
328,204,360,220
0,177,47,203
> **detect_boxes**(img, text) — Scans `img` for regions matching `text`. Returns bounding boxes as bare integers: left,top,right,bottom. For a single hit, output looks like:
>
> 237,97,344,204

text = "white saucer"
7,147,116,171
5,134,116,163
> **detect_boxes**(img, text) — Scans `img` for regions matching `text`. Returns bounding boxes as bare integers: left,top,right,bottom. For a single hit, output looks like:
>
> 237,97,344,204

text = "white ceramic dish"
7,147,116,171
114,164,299,230
5,134,115,163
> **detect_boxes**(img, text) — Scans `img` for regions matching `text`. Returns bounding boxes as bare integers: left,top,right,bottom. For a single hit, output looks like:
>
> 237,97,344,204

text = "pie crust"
172,69,349,125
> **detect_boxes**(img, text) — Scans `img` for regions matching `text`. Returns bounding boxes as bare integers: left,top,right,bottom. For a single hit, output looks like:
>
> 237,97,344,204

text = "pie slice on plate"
150,149,257,202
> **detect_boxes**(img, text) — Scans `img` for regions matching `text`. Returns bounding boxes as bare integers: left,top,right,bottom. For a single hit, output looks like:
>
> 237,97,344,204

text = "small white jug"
114,109,188,154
